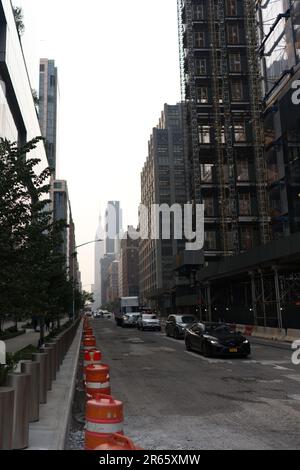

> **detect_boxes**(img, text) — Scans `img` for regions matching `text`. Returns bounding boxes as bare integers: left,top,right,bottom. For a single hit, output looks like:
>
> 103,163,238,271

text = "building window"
231,81,243,101
229,53,241,72
194,31,205,48
40,64,45,72
201,164,213,182
226,0,237,16
227,24,239,44
234,121,246,142
197,87,208,103
199,125,211,144
50,75,56,87
236,160,249,181
241,227,253,250
204,197,214,216
159,156,169,165
194,4,204,20
218,81,223,103
205,231,217,250
239,193,251,215
220,126,226,143
195,59,207,76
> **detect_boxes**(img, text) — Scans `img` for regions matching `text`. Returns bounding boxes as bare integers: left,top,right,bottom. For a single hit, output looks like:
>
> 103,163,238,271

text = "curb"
27,320,83,450
60,321,83,450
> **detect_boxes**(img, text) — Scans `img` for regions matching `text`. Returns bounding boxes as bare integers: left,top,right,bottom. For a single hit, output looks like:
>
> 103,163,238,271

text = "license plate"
229,348,238,353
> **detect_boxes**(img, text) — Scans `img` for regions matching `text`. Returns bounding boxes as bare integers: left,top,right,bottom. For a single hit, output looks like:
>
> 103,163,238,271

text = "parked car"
121,312,140,328
93,312,102,319
102,311,112,319
165,314,197,339
185,322,251,358
137,314,161,331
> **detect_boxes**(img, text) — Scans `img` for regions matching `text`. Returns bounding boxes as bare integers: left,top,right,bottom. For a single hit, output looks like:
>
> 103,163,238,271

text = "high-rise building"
0,0,47,168
178,0,271,261
119,228,139,298
50,179,80,288
94,212,105,309
257,0,300,238
100,254,116,306
104,201,122,255
139,103,189,313
107,260,119,303
39,58,58,174
176,0,300,328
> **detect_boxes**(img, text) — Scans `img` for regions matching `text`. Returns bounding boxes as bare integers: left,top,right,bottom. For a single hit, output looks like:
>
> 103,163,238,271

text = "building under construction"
175,0,300,328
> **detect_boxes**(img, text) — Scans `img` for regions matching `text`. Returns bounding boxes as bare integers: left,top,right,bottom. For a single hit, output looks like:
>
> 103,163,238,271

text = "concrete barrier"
244,325,257,336
235,324,246,334
285,328,300,343
251,327,286,341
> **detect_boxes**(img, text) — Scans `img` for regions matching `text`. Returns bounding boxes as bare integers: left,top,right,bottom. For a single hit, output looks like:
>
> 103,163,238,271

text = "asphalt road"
91,318,300,450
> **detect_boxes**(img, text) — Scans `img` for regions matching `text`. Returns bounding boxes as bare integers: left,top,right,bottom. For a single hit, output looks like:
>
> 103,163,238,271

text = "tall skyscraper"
119,227,140,298
139,103,189,313
39,58,58,175
0,0,47,166
257,0,300,238
104,201,123,254
175,1,300,328
178,0,271,261
94,212,105,309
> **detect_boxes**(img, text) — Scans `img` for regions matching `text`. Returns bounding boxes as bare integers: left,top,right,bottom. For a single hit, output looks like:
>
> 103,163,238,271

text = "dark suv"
165,314,197,339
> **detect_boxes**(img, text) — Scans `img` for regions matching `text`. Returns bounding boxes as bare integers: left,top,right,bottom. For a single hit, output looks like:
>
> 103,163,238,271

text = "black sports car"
185,322,251,358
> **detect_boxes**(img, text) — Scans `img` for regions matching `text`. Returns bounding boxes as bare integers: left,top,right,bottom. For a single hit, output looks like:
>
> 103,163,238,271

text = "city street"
91,319,300,450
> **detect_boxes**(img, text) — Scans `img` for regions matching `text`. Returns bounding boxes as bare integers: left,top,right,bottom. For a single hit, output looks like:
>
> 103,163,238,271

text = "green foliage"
13,6,25,36
0,138,77,345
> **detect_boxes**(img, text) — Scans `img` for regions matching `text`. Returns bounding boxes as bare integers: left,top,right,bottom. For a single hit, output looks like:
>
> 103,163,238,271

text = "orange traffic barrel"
83,336,96,351
84,327,93,336
85,395,124,450
83,350,102,381
95,433,142,450
86,364,110,398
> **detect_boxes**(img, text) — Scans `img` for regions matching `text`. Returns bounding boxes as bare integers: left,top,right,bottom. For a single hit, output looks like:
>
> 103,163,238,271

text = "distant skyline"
15,0,181,290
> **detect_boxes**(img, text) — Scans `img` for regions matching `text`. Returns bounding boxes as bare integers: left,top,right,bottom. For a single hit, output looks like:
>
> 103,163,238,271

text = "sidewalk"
4,317,71,354
27,321,82,450
5,331,40,353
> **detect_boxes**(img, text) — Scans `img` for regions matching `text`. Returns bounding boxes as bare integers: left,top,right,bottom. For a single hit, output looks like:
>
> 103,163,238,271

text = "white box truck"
115,297,139,326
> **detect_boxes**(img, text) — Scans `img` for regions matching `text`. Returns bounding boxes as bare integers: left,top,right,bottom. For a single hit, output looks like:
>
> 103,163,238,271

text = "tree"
32,89,39,108
0,138,70,343
13,6,25,36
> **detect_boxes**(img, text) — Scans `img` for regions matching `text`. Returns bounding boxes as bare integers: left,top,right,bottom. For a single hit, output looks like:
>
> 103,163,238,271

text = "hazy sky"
16,0,181,289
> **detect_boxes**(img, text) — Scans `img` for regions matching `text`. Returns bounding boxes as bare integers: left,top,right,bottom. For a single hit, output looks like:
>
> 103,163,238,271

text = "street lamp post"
71,239,102,322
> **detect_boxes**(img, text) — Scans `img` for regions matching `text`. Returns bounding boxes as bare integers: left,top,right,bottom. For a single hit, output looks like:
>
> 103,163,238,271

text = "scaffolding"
177,0,271,254
178,0,201,205
208,1,235,256
244,0,271,244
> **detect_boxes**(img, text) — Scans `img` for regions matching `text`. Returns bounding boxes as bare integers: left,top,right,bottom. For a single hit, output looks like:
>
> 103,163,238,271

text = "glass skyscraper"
39,58,58,175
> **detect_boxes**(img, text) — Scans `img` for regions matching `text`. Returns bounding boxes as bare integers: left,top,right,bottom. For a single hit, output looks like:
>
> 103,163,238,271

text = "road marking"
273,365,294,371
284,375,300,383
287,394,300,401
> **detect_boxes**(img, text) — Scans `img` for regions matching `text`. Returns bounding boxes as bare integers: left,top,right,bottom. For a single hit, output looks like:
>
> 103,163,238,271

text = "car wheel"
185,338,192,351
203,342,212,357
